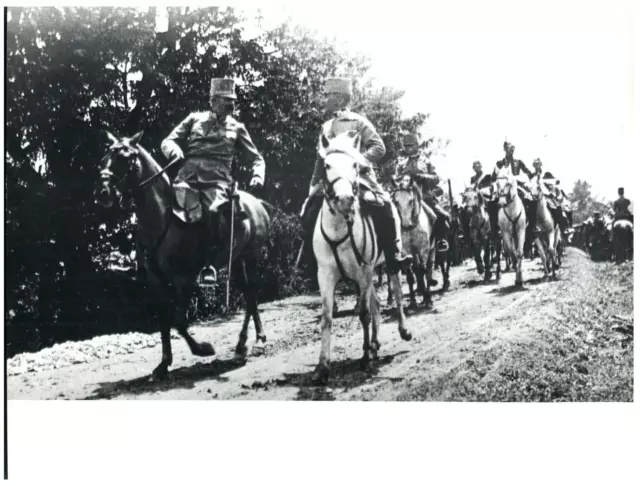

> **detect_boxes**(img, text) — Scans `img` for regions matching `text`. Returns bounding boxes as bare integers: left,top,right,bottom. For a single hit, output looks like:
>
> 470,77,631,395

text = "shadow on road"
272,350,410,401
85,358,246,400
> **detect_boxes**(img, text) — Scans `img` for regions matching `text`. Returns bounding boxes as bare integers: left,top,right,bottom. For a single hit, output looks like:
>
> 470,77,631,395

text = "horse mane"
136,144,171,185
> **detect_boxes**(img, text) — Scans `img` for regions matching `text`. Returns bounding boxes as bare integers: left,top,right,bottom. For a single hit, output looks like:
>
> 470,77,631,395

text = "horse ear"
321,134,330,149
104,130,119,145
129,130,144,145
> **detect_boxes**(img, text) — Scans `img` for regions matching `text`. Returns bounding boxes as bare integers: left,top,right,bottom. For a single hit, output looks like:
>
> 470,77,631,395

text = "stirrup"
436,239,449,252
198,266,218,287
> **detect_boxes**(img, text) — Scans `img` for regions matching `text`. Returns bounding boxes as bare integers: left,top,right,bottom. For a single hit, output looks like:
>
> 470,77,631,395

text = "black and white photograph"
3,1,638,482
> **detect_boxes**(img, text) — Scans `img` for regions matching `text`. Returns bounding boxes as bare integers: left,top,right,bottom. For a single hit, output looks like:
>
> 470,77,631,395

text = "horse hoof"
443,282,450,291
408,300,418,310
232,352,248,364
360,356,373,372
312,364,330,386
425,300,433,310
195,342,215,357
252,340,267,356
399,328,413,341
515,281,523,288
150,366,169,382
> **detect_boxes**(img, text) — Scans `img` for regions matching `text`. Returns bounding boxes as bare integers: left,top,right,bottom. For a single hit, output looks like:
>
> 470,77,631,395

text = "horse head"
95,130,145,208
392,180,420,229
494,167,518,207
320,130,363,222
462,187,483,213
529,173,549,202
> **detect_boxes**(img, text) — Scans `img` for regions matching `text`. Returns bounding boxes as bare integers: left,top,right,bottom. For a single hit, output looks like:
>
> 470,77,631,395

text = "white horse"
312,131,412,384
494,167,527,287
392,176,436,309
529,173,561,279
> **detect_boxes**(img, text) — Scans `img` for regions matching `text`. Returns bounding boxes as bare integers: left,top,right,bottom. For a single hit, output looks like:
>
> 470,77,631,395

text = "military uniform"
309,110,386,198
395,142,451,250
469,165,500,239
301,77,410,273
160,78,265,283
492,143,537,253
613,196,633,222
161,112,265,208
530,161,570,233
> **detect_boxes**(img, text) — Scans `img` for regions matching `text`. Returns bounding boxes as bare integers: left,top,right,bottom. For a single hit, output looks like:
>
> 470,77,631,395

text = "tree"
5,6,441,352
569,179,612,224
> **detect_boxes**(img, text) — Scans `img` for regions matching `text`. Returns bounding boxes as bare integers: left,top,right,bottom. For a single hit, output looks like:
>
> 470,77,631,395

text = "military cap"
403,133,419,145
325,77,353,96
210,78,237,99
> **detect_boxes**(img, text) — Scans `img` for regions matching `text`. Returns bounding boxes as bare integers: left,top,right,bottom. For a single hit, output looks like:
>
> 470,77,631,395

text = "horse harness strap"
320,213,371,281
502,206,523,237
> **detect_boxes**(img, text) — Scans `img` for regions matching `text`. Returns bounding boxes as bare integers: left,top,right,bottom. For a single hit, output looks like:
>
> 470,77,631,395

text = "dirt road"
8,247,633,401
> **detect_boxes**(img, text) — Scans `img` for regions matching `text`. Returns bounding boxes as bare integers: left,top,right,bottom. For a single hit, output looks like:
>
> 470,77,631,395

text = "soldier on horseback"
300,77,411,273
395,132,451,252
160,78,265,284
469,160,497,233
613,187,633,223
492,140,536,255
529,158,570,234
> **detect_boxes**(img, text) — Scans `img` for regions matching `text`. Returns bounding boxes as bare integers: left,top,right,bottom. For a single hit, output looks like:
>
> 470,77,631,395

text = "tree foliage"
569,179,612,224
5,7,431,353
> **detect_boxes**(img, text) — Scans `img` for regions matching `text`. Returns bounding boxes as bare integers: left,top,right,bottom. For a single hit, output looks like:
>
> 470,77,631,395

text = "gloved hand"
167,145,184,161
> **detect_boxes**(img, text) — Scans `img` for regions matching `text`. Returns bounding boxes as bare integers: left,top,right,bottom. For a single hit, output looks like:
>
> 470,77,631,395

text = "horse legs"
442,251,451,291
232,257,266,361
358,280,375,371
388,272,412,341
173,281,216,358
494,236,501,282
515,231,525,287
483,238,492,283
313,267,340,385
406,266,418,309
369,289,381,359
535,238,549,281
386,271,394,307
473,241,485,275
152,304,173,380
424,254,434,310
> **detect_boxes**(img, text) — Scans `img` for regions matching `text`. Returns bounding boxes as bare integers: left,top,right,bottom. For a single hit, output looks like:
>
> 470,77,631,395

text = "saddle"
173,182,248,225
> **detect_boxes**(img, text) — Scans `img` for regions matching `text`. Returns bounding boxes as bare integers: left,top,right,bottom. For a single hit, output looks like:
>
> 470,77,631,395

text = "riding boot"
524,201,538,257
373,201,412,273
198,211,218,286
300,195,324,278
488,200,500,240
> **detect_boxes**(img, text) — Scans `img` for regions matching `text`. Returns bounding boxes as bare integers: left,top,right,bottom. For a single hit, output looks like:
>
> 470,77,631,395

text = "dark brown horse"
95,130,271,380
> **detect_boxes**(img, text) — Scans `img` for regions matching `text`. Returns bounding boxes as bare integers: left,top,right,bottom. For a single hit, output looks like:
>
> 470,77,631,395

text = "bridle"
321,148,360,216
392,186,419,230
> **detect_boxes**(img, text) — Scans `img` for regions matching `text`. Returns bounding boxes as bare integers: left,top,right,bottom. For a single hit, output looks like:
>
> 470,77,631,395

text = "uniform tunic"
161,111,265,189
396,152,443,204
310,109,386,196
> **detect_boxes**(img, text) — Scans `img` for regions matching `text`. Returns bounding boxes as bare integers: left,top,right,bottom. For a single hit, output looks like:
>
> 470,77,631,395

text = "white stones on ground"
7,331,166,376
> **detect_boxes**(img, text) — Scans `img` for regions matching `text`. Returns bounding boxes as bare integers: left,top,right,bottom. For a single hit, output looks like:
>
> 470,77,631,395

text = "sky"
242,0,637,203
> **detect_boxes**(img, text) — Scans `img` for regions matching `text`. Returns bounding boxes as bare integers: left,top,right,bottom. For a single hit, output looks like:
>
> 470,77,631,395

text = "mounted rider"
492,140,536,254
529,157,569,233
395,132,451,251
160,78,265,284
469,159,497,232
613,187,633,223
300,77,411,273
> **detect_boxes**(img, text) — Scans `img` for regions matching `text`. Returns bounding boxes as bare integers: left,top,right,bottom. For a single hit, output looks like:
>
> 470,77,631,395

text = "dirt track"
8,247,634,401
